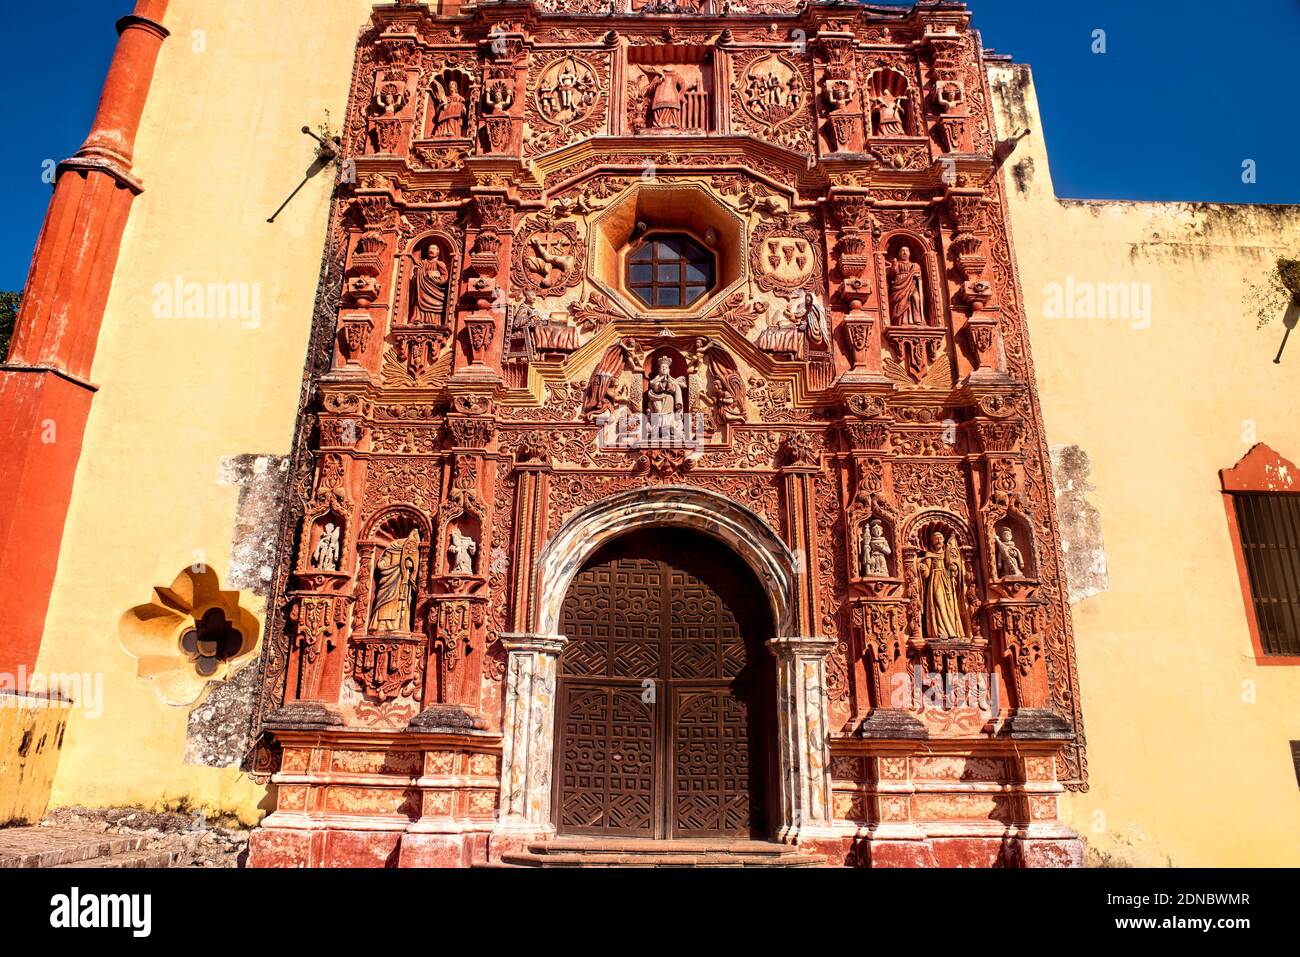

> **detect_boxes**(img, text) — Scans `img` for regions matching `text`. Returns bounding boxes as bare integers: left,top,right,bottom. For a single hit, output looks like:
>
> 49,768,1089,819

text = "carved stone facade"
247,0,1084,868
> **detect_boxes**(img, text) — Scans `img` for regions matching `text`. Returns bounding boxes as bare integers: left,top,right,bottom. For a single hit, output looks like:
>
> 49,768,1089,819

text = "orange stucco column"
0,2,169,675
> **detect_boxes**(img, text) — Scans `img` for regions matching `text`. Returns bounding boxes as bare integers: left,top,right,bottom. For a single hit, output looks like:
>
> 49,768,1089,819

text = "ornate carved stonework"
248,0,1086,871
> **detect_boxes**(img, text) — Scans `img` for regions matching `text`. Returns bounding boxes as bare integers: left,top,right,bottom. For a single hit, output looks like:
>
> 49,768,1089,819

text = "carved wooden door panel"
555,532,769,840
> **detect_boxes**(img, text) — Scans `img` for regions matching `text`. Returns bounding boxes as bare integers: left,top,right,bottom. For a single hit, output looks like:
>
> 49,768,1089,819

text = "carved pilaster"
494,634,567,837
768,636,837,841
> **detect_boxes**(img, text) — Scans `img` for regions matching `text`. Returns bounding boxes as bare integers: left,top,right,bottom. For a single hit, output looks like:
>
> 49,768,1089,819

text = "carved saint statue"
994,526,1026,579
448,527,478,576
861,520,891,578
413,247,450,325
888,246,926,326
788,289,831,349
369,531,420,634
430,76,468,138
510,292,543,336
871,89,907,136
643,355,686,442
642,67,688,129
916,531,967,641
312,521,341,571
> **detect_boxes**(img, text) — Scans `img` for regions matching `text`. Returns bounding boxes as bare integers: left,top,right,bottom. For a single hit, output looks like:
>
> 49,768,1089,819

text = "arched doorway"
552,527,776,840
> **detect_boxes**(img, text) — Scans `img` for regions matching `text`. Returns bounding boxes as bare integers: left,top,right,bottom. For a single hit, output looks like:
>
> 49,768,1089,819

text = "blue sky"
0,0,1296,292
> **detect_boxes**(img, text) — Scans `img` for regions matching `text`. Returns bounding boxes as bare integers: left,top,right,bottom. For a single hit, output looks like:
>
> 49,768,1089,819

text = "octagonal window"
627,234,716,309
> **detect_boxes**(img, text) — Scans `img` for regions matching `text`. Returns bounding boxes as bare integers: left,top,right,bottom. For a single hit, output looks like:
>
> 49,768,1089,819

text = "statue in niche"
413,247,450,324
430,75,468,138
643,355,686,442
641,67,690,129
825,77,854,113
312,521,342,571
369,531,420,633
871,88,907,136
887,246,926,326
448,527,478,575
861,520,891,578
916,531,967,641
994,526,1026,578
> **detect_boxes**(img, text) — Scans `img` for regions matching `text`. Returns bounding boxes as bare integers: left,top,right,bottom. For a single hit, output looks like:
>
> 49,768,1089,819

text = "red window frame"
1221,443,1300,665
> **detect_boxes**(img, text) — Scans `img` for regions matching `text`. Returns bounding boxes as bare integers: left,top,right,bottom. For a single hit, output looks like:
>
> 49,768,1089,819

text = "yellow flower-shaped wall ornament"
119,566,261,708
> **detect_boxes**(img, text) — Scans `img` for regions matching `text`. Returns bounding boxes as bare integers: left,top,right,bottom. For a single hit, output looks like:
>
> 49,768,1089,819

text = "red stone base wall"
247,730,499,868
246,731,1081,868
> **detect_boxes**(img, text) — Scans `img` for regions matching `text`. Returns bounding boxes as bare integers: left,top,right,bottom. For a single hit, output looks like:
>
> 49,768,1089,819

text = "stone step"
0,828,151,868
501,838,825,868
51,849,180,869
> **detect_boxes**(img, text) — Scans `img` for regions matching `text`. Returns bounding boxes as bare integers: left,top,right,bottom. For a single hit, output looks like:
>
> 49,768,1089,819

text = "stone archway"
493,486,838,850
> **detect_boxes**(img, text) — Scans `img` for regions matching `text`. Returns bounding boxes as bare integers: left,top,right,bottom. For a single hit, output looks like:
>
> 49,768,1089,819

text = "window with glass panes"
627,234,715,309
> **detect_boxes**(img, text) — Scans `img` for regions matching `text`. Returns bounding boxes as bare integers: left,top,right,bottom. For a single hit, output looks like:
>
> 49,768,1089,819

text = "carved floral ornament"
119,566,260,708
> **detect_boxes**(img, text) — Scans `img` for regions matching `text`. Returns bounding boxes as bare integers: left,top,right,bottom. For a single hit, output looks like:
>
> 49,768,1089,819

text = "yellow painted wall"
0,701,69,826
991,63,1300,865
33,0,376,825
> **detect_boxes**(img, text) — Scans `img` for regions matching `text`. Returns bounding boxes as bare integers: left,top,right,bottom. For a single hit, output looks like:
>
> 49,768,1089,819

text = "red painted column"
0,2,169,675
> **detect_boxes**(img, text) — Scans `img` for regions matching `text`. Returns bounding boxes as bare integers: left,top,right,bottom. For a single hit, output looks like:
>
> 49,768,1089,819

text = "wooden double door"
554,529,775,840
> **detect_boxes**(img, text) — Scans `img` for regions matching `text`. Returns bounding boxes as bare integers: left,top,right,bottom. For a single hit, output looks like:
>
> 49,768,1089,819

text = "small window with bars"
627,234,715,309
1231,493,1300,657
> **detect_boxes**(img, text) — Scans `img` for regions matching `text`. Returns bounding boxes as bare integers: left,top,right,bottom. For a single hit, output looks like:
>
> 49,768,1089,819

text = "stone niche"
626,43,717,134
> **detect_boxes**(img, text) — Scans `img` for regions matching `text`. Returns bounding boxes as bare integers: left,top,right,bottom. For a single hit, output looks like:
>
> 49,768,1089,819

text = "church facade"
245,0,1087,868
3,0,1297,868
